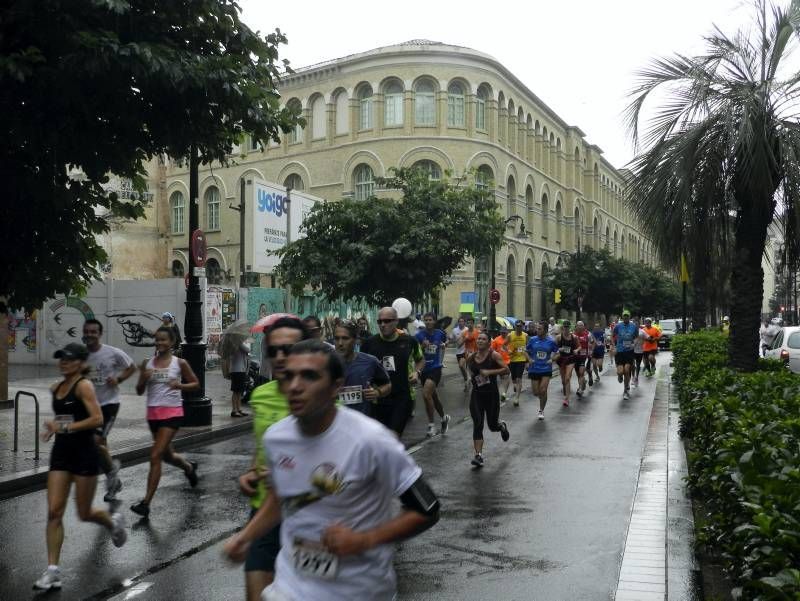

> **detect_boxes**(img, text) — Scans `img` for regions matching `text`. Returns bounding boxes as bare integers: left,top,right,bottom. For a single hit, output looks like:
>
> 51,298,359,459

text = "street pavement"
0,353,696,600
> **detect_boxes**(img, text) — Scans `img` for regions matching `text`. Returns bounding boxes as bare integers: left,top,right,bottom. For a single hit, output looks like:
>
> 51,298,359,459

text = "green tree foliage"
624,0,800,370
274,168,505,305
545,248,683,318
0,0,300,310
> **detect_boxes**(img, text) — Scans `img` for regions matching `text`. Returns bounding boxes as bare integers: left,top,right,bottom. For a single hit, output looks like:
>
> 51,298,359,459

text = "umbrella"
220,319,250,359
250,313,299,334
222,319,251,337
495,316,513,330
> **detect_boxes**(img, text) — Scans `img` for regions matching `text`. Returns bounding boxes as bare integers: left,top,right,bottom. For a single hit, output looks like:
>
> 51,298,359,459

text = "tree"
274,168,505,305
0,0,301,398
624,0,800,371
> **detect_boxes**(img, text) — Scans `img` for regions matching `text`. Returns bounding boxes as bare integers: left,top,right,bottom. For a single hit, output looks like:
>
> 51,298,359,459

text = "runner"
547,316,560,338
605,320,616,367
572,321,594,398
490,326,512,403
613,311,639,400
223,340,440,601
361,307,425,437
590,322,606,384
415,313,451,437
81,319,136,503
237,316,308,601
334,321,391,415
463,318,479,359
507,320,529,407
466,331,510,467
641,317,661,377
555,320,578,406
525,321,559,420
130,326,200,518
632,319,645,387
34,343,127,591
450,316,469,389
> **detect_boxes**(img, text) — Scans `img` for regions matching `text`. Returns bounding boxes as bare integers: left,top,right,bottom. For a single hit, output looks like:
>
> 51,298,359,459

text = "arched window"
287,99,303,144
384,81,404,127
476,165,493,191
354,164,374,201
476,86,488,130
593,216,600,249
415,80,436,126
311,95,326,139
447,82,465,127
555,201,563,244
206,258,222,285
526,185,535,237
358,86,373,130
605,225,610,250
506,176,516,218
170,191,185,234
541,193,549,239
474,256,489,318
205,186,220,231
525,259,534,319
574,208,581,252
411,160,442,181
506,255,516,316
335,91,349,134
171,260,184,277
284,173,304,191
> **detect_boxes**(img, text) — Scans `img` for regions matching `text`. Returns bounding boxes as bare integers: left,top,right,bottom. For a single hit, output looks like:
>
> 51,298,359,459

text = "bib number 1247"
292,538,338,580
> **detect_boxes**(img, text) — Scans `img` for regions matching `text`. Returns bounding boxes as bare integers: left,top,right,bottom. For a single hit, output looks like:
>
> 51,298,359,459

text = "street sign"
193,266,206,278
489,288,501,305
191,229,207,267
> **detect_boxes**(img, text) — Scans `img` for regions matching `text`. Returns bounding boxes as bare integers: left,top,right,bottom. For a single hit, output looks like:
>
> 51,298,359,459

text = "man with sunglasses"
236,316,309,601
360,307,425,436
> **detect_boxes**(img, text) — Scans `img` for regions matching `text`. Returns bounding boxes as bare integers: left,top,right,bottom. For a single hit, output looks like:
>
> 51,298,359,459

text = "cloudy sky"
239,0,754,168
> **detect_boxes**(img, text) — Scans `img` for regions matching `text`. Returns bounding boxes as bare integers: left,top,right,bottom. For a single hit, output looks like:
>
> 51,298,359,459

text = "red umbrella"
250,313,299,334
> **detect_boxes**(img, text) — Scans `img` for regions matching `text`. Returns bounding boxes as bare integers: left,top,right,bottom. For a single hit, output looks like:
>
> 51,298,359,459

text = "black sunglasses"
376,318,397,324
266,344,294,358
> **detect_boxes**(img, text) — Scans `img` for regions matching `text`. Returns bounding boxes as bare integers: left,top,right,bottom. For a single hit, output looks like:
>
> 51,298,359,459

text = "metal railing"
13,391,39,461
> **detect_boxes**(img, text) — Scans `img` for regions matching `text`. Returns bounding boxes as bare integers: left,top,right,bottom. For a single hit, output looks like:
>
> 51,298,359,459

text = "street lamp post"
488,215,527,337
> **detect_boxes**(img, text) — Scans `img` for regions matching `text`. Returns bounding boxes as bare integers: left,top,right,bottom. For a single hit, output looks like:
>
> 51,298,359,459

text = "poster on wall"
206,287,224,362
8,309,38,354
245,288,285,363
249,179,321,273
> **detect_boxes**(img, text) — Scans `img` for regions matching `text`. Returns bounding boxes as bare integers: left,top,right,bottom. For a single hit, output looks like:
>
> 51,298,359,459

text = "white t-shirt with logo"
86,344,134,406
264,408,422,601
451,325,466,355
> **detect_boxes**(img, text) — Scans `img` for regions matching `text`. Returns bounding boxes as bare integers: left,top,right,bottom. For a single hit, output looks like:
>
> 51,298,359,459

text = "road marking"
107,582,153,600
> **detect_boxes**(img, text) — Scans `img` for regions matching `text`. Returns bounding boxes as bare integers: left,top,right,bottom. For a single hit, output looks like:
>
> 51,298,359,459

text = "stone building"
162,40,655,320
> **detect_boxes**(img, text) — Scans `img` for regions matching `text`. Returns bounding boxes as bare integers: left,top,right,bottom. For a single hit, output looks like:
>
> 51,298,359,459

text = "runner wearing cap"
525,321,559,420
641,318,661,377
612,311,640,400
507,320,529,407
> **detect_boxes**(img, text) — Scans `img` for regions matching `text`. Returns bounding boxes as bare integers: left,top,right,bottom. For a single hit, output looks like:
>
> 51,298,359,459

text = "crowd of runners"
33,304,661,600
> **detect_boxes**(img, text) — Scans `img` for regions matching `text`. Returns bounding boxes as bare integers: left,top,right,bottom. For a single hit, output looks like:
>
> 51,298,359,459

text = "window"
475,256,489,318
525,260,534,318
287,100,303,144
170,191,185,234
335,92,349,134
476,87,487,130
447,83,465,127
311,96,326,139
354,164,374,201
384,81,404,127
787,332,800,349
206,258,222,285
415,80,436,126
205,186,220,231
358,86,373,130
476,165,493,191
507,176,516,219
171,260,185,277
284,173,304,191
506,255,516,316
412,160,441,180
541,194,549,239
249,136,261,151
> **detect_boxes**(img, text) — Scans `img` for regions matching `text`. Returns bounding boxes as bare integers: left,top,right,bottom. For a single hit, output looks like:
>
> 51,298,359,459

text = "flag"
680,254,689,283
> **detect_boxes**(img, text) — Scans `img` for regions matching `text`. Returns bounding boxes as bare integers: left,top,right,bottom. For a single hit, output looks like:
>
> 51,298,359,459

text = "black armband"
399,476,440,518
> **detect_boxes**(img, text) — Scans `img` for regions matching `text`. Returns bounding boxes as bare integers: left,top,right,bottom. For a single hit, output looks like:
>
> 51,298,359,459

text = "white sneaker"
538,410,544,420
110,512,127,547
33,567,62,590
623,391,630,401
441,414,451,434
426,424,436,437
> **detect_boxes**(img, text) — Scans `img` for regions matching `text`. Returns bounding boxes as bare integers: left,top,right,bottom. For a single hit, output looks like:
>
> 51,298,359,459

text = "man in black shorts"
612,311,639,400
361,307,425,436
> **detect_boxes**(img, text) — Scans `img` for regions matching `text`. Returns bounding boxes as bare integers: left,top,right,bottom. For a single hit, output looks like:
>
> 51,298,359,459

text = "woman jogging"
34,343,127,591
555,320,578,406
590,322,606,383
131,327,200,518
466,331,510,468
525,321,559,420
573,321,594,398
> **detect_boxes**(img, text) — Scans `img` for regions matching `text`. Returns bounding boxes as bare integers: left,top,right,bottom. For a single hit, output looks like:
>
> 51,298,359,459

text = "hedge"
672,331,800,600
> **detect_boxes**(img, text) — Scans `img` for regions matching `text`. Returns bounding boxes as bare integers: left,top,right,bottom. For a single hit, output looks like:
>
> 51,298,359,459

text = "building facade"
163,40,656,320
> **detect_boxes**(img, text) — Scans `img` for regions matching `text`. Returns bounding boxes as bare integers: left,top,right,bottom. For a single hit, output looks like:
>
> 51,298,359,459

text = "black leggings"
470,388,501,440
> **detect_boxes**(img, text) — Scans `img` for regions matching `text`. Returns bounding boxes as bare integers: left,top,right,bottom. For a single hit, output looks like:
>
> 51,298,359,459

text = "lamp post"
488,215,528,337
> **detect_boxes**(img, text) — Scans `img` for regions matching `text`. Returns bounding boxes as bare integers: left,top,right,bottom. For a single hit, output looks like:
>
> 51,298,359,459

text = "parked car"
764,326,800,374
657,318,689,349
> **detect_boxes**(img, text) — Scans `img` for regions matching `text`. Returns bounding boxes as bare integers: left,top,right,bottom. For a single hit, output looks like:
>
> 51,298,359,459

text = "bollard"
13,391,40,461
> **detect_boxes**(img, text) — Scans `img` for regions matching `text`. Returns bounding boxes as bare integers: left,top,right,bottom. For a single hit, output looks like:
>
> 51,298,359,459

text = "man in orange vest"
641,317,661,377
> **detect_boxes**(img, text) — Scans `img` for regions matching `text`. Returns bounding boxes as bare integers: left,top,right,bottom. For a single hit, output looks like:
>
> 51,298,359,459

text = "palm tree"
625,0,800,371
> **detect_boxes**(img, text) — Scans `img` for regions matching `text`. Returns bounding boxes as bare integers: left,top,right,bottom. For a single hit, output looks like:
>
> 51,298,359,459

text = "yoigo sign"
249,179,321,273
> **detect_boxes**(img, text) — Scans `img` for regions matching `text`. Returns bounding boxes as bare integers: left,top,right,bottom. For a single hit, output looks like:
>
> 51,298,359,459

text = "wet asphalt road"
0,359,661,601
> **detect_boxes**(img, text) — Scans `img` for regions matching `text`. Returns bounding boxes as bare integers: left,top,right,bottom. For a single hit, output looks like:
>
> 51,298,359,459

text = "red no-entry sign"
489,288,501,305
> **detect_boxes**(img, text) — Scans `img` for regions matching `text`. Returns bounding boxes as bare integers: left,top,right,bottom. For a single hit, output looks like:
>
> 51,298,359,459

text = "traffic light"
554,288,562,304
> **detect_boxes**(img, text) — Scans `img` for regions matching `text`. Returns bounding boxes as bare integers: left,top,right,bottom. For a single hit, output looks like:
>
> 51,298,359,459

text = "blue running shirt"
526,336,559,373
415,329,447,372
614,321,639,353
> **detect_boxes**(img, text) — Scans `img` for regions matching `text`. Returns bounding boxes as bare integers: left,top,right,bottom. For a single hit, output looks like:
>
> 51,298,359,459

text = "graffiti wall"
241,287,285,363
206,286,237,363
8,309,38,362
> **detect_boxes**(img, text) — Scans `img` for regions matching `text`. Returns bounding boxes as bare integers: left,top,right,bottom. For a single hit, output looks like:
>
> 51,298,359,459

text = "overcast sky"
239,0,753,169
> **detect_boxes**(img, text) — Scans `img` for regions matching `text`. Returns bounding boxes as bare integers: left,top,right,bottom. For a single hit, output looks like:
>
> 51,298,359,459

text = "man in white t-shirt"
450,316,468,388
224,340,440,601
82,319,136,501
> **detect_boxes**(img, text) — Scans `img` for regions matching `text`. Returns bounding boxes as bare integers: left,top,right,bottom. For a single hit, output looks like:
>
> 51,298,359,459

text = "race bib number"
424,343,438,355
560,346,573,354
536,350,548,360
338,385,363,405
292,538,338,580
55,414,74,425
151,369,171,383
381,356,396,372
474,374,489,387
623,340,634,350
90,372,105,385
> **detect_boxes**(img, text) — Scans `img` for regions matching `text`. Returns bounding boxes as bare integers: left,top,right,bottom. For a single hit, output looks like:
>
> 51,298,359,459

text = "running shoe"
513,399,520,407
537,410,544,420
441,414,451,434
588,376,594,387
130,500,150,518
426,424,436,437
618,373,623,383
110,512,127,547
576,389,583,398
471,453,484,468
500,421,510,442
623,391,630,401
185,461,199,487
563,398,569,407
33,567,62,590
633,377,639,387
104,476,122,502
